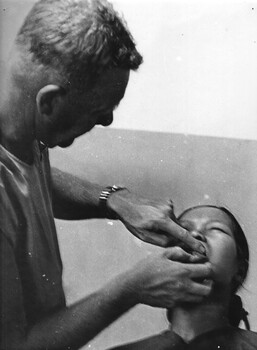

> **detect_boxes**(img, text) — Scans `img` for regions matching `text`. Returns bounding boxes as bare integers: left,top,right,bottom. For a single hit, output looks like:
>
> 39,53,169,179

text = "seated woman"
109,205,257,349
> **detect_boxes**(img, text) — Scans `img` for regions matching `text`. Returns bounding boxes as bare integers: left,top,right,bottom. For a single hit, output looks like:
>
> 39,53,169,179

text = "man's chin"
58,139,75,148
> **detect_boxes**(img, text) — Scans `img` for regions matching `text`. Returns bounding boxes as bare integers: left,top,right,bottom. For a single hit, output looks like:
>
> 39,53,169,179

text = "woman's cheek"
208,237,237,285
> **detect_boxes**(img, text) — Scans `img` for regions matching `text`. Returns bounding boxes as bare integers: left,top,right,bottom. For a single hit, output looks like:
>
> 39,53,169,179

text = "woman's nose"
190,230,207,242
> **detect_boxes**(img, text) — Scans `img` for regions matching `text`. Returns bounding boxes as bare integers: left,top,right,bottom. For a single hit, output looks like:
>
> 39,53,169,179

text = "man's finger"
188,252,208,263
187,263,213,279
164,246,197,263
124,222,169,247
181,295,204,303
189,279,213,297
158,219,206,255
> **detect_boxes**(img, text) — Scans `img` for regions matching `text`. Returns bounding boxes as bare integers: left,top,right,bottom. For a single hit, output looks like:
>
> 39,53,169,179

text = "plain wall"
1,0,257,349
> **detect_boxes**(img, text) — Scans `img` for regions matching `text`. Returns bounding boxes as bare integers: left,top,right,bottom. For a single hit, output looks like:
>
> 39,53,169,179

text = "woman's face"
178,207,238,287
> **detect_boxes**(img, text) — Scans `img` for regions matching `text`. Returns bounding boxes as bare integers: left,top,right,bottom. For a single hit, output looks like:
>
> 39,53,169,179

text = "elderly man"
0,0,211,349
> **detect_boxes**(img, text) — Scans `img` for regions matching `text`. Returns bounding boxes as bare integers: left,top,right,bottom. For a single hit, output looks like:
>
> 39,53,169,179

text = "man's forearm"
51,168,205,254
2,248,212,350
51,167,107,220
8,275,136,350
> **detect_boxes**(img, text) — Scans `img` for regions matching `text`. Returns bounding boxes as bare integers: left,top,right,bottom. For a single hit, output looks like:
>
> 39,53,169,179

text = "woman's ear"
232,275,243,293
232,261,247,292
36,85,66,117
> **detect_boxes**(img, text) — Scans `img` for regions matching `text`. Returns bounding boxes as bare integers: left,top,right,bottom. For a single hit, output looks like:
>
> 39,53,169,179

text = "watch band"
99,185,126,219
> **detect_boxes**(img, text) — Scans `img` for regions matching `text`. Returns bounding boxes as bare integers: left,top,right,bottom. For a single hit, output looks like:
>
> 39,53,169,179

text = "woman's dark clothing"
109,326,257,350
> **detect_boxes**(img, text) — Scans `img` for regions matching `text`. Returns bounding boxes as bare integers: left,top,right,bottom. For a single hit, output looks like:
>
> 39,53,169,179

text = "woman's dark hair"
177,205,250,329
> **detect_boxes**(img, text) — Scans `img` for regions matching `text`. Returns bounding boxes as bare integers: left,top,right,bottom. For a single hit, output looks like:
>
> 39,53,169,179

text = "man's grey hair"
16,0,142,88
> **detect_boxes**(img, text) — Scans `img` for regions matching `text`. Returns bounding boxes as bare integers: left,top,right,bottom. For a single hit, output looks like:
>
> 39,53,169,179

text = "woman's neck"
169,296,230,342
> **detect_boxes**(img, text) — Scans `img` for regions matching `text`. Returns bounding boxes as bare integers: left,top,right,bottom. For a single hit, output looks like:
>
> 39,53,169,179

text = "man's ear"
36,85,66,116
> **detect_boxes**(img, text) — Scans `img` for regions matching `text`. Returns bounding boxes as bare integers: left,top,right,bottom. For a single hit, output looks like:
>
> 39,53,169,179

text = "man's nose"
190,230,207,242
97,113,113,126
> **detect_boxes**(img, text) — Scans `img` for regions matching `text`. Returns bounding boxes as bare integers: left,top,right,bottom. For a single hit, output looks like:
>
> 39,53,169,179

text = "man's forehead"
95,68,130,90
90,68,130,105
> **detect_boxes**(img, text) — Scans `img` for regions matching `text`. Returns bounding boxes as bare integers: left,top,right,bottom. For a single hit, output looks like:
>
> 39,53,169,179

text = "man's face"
40,68,130,148
178,207,238,288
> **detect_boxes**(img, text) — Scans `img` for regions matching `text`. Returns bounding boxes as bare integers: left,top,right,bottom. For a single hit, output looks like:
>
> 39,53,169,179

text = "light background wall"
1,0,257,349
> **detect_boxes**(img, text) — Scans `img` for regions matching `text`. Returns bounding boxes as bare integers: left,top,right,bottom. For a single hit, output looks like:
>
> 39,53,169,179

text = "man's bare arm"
1,234,212,350
51,167,106,220
1,233,135,350
51,167,205,254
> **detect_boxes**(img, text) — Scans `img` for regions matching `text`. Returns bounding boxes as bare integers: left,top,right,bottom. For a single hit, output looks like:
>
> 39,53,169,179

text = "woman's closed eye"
207,226,232,237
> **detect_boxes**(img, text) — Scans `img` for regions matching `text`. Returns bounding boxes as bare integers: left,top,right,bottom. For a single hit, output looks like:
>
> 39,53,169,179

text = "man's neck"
0,74,36,164
169,298,230,343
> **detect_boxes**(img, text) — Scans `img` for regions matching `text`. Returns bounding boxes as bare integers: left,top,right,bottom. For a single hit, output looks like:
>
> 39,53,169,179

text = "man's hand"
107,190,206,254
124,247,212,309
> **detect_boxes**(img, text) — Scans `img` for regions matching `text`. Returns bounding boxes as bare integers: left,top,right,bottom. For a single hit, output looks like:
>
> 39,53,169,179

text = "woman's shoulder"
239,328,257,336
106,330,180,350
235,327,257,344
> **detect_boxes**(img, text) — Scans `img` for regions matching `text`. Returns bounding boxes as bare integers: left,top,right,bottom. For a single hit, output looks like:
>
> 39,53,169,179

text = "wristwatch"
99,185,126,219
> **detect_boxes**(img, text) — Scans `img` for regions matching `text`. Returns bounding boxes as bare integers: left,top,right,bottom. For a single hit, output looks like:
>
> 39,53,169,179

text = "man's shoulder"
0,145,26,187
0,147,28,244
0,154,23,205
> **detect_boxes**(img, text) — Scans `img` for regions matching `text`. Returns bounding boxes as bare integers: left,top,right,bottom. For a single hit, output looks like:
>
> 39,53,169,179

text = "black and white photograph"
1,0,257,349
